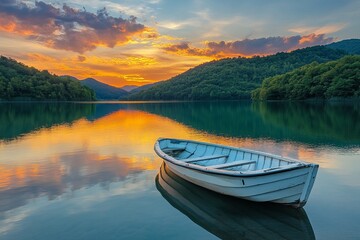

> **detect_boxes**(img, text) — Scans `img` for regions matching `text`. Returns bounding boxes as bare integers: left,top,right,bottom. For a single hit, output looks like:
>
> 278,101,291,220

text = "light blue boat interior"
159,138,300,172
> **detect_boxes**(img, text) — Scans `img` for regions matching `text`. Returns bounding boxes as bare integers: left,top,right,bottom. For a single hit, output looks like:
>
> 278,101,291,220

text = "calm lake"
0,101,359,240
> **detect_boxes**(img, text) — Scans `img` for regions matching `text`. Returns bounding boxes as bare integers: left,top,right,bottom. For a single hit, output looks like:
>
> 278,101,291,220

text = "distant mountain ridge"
74,77,158,100
121,85,138,92
80,78,129,100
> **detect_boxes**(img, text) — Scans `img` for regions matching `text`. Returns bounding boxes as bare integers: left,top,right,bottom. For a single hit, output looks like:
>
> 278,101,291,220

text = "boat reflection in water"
156,163,315,240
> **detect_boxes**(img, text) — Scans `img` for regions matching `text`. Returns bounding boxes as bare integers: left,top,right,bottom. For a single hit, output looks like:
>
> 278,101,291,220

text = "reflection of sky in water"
307,155,360,239
0,103,359,240
0,171,214,239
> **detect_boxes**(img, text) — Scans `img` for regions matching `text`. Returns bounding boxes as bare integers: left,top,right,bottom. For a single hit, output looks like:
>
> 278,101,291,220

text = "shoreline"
1,97,359,104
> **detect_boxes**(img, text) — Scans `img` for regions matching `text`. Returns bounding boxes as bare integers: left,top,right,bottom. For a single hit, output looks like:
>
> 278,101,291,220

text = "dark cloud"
0,0,147,53
78,55,86,62
162,42,218,57
146,32,159,38
163,34,334,57
206,34,334,55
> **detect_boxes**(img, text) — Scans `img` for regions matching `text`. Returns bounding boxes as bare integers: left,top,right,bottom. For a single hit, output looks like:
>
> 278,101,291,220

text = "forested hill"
0,56,95,101
327,39,360,54
252,55,360,100
128,46,347,100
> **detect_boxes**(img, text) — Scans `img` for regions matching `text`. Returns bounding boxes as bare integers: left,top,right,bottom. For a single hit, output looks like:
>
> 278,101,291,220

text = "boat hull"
165,160,318,207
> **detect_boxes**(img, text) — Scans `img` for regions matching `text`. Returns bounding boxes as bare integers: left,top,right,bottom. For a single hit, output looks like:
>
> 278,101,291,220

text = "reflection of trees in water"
130,101,267,137
255,102,360,143
0,103,95,141
2,101,359,146
0,148,145,214
156,163,315,240
132,101,360,146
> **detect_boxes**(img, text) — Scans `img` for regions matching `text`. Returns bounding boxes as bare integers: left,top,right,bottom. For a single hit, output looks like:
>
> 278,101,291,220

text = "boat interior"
158,139,301,172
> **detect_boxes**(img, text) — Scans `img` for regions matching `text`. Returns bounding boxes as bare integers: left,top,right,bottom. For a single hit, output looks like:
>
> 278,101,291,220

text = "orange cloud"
0,14,17,32
290,24,345,35
163,34,334,57
0,1,150,53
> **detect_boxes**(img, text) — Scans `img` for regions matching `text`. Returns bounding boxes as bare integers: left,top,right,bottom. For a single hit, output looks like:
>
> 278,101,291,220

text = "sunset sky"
0,0,359,87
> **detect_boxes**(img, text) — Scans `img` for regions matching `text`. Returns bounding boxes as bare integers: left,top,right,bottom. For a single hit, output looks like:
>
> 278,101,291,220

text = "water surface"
0,101,359,239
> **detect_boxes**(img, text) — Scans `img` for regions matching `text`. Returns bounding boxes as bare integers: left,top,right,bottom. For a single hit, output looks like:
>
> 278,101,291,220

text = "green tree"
252,56,360,100
0,56,95,101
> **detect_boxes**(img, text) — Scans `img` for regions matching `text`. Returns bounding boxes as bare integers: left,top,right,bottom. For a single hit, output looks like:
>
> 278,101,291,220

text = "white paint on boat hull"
166,162,316,206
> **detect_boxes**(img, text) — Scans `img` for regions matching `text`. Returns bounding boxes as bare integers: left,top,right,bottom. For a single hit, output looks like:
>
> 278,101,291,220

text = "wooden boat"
154,138,319,208
156,163,315,240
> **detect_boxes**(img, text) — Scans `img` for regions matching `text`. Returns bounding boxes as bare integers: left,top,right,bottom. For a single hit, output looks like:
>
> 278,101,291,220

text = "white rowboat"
154,138,319,208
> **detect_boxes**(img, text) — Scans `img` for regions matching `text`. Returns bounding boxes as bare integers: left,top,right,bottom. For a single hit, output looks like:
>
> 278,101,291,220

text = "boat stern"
297,164,319,207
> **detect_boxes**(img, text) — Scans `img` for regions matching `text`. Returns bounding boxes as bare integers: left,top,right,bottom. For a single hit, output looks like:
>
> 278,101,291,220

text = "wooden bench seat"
184,154,228,163
210,160,256,169
162,147,186,152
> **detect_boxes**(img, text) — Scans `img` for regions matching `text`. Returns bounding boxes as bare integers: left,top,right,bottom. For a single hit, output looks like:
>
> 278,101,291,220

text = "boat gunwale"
154,137,317,177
